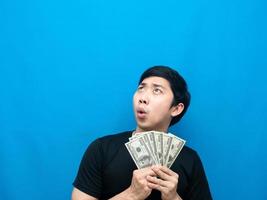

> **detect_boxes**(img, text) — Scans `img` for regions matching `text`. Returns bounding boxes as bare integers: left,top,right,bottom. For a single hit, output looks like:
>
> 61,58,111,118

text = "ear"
171,103,184,117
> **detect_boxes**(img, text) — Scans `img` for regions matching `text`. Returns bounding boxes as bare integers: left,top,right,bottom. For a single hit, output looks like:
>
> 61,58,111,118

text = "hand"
147,165,181,200
128,167,156,200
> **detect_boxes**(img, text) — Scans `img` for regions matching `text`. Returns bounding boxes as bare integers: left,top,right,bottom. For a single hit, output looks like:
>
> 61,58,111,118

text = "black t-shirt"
73,131,212,200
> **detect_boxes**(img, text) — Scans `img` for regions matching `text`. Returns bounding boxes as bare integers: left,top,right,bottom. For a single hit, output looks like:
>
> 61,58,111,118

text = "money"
165,134,185,168
154,131,164,165
163,134,173,166
125,137,157,169
126,131,185,169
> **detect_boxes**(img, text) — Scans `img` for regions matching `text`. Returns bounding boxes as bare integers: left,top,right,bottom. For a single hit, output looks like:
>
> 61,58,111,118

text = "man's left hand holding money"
146,165,182,200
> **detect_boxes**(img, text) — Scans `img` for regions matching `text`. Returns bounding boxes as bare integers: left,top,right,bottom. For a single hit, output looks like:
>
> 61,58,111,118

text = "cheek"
133,93,138,106
152,98,172,112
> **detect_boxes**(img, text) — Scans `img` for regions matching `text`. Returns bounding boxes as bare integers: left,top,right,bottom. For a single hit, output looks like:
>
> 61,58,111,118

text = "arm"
184,153,212,200
71,187,97,200
72,167,157,200
71,187,135,200
72,139,102,200
109,168,156,200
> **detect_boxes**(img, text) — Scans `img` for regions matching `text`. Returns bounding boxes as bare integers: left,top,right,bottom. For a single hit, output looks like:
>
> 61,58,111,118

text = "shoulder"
176,145,203,170
89,131,132,152
99,131,133,142
180,145,199,159
97,131,132,145
178,147,212,199
81,131,132,163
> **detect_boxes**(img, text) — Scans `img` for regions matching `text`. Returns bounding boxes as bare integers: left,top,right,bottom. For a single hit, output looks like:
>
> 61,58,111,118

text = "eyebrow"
139,82,166,89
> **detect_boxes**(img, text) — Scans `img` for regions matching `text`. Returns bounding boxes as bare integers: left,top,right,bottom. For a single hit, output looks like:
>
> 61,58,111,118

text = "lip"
136,107,148,119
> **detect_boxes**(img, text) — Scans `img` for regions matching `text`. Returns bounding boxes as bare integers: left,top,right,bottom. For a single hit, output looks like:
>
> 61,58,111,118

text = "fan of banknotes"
125,131,185,169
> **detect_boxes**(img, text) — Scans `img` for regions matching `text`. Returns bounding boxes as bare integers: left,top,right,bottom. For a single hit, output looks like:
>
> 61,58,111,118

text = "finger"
148,182,175,197
151,166,178,180
146,175,168,187
147,181,163,192
155,165,177,176
141,167,157,176
134,168,156,180
147,180,171,194
151,167,172,181
147,177,178,198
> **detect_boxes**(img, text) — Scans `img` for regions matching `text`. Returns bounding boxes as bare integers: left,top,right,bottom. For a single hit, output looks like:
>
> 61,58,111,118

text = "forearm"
109,187,142,200
175,194,183,200
166,192,183,200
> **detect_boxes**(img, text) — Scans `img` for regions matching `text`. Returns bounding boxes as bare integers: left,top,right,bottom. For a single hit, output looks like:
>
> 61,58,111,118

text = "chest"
100,145,190,199
101,144,136,198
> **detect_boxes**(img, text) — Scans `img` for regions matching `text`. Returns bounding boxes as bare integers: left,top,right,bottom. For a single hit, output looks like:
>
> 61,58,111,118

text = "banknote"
165,134,185,168
147,131,159,164
125,137,157,169
154,131,164,165
162,134,173,166
129,132,159,164
126,131,185,169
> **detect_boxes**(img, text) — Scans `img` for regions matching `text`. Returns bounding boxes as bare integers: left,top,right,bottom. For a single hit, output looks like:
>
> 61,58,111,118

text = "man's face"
133,76,177,132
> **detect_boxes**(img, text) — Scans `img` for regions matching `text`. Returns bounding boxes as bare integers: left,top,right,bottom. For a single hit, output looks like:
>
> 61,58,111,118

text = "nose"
138,94,149,105
139,98,148,104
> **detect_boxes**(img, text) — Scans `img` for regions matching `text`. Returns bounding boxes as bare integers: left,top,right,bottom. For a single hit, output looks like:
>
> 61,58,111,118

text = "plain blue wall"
1,0,266,199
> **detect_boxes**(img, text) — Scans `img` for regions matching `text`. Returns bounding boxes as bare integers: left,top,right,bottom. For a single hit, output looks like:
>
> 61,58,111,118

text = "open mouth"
136,108,147,118
138,110,145,114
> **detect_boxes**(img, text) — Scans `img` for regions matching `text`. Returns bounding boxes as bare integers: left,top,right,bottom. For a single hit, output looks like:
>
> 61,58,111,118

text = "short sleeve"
185,152,212,200
73,139,103,198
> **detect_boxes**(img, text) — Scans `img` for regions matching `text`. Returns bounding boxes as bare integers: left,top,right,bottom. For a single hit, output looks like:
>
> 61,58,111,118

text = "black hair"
138,66,191,126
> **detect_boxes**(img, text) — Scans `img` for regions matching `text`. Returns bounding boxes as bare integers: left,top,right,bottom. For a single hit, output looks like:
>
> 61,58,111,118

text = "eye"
137,86,144,92
153,88,162,94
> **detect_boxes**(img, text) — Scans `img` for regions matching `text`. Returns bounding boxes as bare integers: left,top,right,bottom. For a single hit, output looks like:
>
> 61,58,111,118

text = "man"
72,66,212,200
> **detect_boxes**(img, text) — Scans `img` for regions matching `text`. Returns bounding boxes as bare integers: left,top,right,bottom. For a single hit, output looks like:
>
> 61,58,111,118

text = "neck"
135,126,168,134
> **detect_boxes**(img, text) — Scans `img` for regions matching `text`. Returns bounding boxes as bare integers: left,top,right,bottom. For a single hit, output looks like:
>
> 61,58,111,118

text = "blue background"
0,0,266,199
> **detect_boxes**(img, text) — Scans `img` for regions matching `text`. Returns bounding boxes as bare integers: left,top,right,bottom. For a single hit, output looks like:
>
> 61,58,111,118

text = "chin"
137,122,166,132
137,123,153,132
